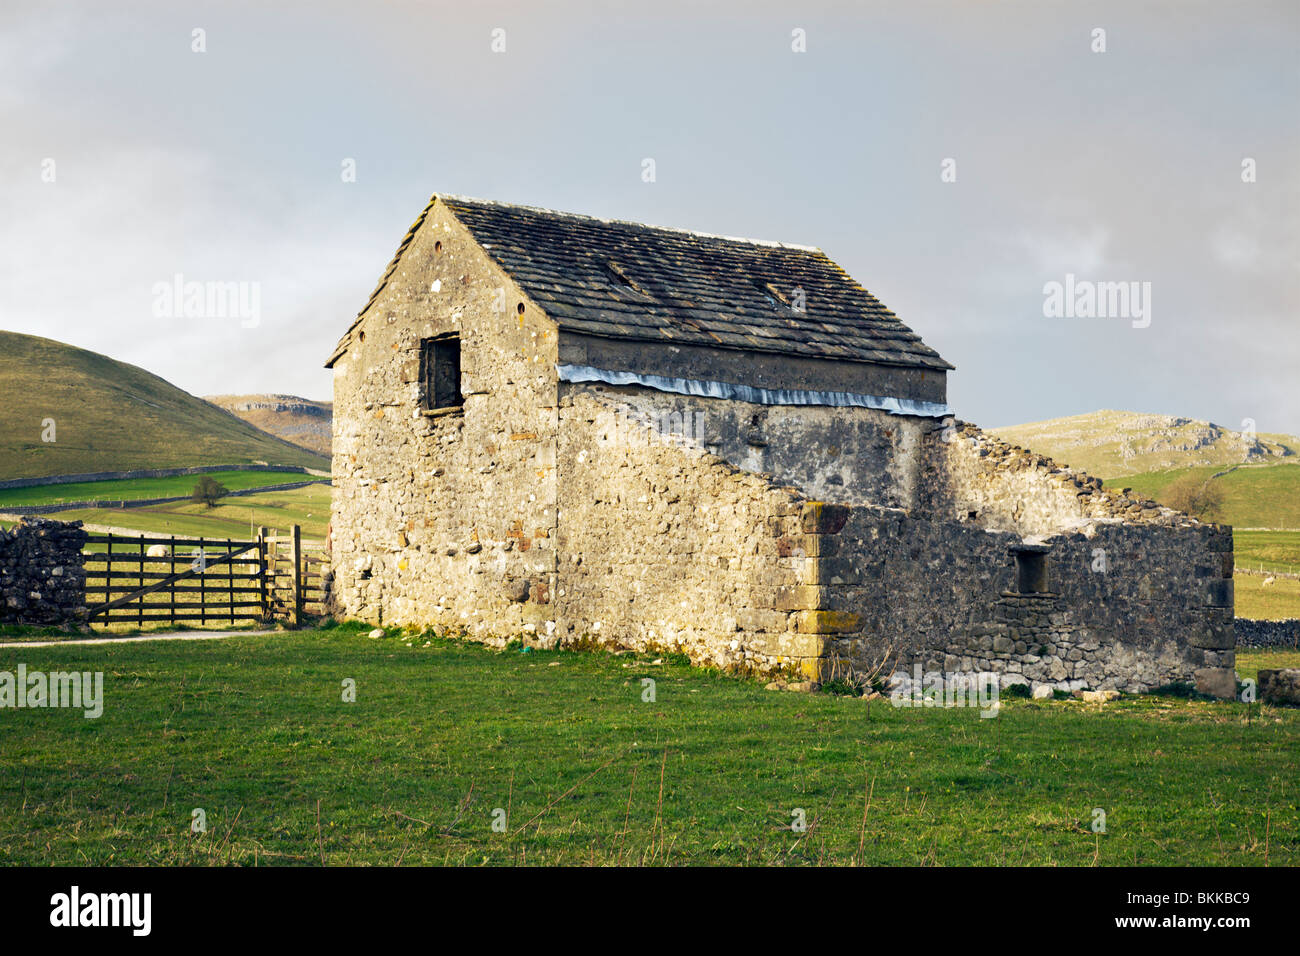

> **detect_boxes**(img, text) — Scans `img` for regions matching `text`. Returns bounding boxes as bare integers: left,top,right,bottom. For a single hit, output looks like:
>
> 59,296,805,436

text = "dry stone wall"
1235,618,1300,648
821,506,1234,695
0,518,88,625
928,422,1187,535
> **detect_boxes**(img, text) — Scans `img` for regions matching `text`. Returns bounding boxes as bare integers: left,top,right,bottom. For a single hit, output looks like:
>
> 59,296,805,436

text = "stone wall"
1235,618,1300,649
3,480,327,516
820,506,1235,696
0,518,88,625
326,201,560,640
553,389,823,677
926,422,1187,535
571,384,930,510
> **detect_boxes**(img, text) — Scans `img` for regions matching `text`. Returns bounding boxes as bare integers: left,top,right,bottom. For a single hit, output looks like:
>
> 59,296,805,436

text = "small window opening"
420,335,463,411
434,240,443,252
1013,548,1049,595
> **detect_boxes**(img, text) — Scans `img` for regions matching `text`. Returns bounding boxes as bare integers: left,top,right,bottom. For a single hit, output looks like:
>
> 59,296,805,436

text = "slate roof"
327,194,951,372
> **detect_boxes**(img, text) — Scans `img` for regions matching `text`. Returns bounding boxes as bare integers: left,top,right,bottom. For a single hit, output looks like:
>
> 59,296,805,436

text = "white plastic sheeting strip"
557,364,953,418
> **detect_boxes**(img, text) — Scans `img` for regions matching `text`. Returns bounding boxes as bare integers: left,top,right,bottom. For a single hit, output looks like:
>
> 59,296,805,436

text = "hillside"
0,331,329,480
1109,461,1300,530
206,394,332,457
989,410,1299,480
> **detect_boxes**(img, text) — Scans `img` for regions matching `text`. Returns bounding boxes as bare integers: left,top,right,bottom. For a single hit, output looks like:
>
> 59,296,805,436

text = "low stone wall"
822,505,1234,695
0,518,88,625
1235,618,1300,649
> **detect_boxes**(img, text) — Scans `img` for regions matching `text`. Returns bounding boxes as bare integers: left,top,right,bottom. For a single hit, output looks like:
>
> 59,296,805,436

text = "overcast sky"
1,0,1296,432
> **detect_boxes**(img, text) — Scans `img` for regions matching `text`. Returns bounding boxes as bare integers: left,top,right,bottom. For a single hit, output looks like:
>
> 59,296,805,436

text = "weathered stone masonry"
325,194,1237,697
0,518,88,625
327,200,559,638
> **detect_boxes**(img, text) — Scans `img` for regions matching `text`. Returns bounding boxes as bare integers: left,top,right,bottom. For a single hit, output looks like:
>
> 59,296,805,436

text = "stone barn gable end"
324,193,1236,698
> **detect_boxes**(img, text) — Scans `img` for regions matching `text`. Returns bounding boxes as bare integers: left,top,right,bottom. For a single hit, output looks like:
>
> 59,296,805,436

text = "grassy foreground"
0,625,1296,866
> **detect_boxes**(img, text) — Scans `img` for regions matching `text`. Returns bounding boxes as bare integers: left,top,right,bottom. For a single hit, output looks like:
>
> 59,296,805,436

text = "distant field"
1234,529,1300,574
0,469,317,509
1235,647,1300,682
1232,529,1300,624
38,484,331,540
1107,462,1300,529
1235,574,1300,622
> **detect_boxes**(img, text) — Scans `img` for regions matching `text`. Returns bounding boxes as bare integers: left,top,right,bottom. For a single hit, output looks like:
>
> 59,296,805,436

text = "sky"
1,0,1297,432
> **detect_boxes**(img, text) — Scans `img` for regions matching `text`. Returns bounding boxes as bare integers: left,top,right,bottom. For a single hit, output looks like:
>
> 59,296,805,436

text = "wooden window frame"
419,334,463,413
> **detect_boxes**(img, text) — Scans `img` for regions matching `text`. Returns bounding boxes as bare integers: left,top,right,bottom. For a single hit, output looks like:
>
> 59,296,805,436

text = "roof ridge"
436,192,823,253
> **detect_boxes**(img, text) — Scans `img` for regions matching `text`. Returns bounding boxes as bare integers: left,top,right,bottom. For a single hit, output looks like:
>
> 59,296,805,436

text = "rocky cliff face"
990,409,1297,478
205,394,333,456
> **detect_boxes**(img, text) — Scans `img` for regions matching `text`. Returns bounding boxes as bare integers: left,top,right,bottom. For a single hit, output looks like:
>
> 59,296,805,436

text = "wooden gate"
258,526,330,625
82,525,328,627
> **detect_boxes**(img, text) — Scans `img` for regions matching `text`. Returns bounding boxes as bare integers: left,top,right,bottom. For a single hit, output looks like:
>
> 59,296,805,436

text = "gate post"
290,524,303,627
257,526,268,620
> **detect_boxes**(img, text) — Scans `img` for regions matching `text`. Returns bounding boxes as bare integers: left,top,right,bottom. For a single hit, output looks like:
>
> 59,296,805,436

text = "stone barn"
324,194,1236,698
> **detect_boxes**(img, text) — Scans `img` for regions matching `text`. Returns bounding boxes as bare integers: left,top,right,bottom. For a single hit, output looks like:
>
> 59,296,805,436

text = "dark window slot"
420,335,463,411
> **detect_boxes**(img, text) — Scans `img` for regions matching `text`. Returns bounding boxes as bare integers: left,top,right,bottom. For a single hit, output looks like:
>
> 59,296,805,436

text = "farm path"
0,629,277,648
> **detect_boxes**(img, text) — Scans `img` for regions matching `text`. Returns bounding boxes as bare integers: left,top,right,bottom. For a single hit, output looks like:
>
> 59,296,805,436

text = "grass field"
1234,648,1300,683
1235,574,1300,622
0,625,1295,866
0,469,319,509
1108,462,1300,529
1234,530,1300,575
26,484,332,541
1233,529,1300,619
